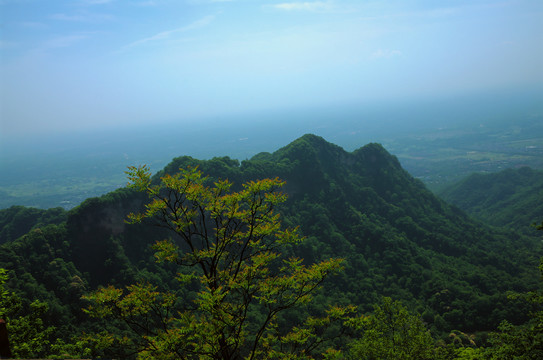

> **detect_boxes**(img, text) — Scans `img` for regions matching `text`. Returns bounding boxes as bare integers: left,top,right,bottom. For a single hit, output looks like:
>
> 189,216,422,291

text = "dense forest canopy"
0,134,541,359
439,167,543,235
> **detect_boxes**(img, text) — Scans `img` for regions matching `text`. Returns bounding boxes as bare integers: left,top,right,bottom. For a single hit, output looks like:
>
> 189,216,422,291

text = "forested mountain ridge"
0,205,67,245
0,134,541,357
439,166,543,235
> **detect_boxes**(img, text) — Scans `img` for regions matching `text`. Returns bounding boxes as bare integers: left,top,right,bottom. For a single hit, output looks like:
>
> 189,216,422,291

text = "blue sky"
1,0,542,136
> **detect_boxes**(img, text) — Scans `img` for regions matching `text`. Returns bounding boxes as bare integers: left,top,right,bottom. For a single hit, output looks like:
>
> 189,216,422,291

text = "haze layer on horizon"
1,0,542,138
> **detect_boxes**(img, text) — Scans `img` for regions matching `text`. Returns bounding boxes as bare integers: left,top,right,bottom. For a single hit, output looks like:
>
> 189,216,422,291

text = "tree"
348,297,436,360
1,268,53,358
84,166,344,359
486,263,543,359
0,268,90,359
483,222,543,359
0,269,8,319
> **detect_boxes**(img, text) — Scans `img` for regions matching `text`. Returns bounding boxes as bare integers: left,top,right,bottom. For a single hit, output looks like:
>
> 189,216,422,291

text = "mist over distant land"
0,88,543,208
2,85,542,165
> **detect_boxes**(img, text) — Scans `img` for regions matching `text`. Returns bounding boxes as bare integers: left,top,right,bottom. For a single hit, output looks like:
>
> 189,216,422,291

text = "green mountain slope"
0,134,540,349
439,167,543,235
0,205,67,245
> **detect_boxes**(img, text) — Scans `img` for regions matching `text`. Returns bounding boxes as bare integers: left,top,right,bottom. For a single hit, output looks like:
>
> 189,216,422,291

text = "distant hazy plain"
1,87,542,209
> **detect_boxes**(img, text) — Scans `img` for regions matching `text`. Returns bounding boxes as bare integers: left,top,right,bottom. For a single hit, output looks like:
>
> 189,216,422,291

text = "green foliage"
348,297,436,360
484,256,543,359
1,268,52,358
487,320,542,359
439,167,543,235
1,135,542,357
0,267,93,359
85,166,344,359
0,268,9,319
0,205,67,245
47,337,94,360
6,299,55,358
450,346,489,359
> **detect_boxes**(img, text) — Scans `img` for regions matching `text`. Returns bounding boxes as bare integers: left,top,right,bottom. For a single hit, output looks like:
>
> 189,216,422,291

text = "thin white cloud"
0,40,17,50
371,48,402,59
424,7,458,18
51,13,81,21
357,5,460,23
135,1,156,6
21,32,95,55
20,21,48,29
51,12,114,22
119,15,215,52
41,34,90,50
81,0,115,5
187,0,234,4
273,1,331,12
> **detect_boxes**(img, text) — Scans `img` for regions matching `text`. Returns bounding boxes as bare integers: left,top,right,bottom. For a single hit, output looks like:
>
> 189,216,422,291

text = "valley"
1,134,542,358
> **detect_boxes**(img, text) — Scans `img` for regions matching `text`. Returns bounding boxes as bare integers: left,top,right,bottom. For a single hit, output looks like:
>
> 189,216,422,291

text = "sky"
1,0,542,137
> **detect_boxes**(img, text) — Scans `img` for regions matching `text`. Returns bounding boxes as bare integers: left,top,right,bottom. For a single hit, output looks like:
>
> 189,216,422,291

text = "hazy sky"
1,0,542,136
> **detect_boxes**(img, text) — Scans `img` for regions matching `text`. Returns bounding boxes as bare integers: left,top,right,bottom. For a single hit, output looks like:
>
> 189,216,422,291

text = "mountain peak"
296,133,329,146
271,134,346,161
2,133,540,348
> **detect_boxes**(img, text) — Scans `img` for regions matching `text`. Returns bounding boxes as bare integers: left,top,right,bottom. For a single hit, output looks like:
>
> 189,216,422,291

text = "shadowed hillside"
0,134,540,355
439,167,543,235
